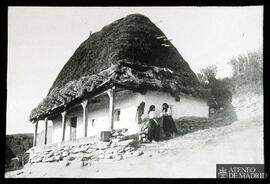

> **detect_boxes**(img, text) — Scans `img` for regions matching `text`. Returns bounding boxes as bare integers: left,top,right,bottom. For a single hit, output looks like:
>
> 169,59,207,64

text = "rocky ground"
5,92,263,178
25,136,141,165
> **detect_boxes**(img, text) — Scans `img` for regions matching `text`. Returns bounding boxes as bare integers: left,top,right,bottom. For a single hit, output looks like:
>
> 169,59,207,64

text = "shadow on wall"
175,116,231,136
175,104,237,136
139,103,237,141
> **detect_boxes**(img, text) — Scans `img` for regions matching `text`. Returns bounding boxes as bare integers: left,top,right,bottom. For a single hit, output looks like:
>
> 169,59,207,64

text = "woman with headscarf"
162,103,178,139
147,105,160,142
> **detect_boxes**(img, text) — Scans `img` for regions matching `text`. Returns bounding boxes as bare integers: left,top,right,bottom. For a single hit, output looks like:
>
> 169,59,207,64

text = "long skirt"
147,119,160,142
163,115,177,138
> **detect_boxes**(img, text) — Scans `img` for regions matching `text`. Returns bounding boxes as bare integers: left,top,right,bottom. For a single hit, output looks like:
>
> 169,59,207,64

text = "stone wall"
25,129,143,166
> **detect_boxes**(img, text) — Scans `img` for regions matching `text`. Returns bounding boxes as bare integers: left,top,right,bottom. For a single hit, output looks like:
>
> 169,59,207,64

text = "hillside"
6,134,33,166
5,90,263,178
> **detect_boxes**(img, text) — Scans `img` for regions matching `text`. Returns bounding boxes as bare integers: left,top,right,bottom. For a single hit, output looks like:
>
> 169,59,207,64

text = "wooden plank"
61,111,67,142
44,118,48,145
33,121,38,146
107,86,115,130
81,100,88,137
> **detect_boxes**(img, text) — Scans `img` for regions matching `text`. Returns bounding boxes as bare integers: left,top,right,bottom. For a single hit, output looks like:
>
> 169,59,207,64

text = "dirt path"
6,113,263,178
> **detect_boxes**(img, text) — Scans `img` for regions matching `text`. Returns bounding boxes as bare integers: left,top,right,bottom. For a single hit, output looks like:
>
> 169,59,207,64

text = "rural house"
29,14,209,147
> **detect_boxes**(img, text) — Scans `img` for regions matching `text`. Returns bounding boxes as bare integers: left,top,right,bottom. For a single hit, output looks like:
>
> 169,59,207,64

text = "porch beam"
44,117,48,145
33,120,38,147
61,111,67,142
81,99,88,137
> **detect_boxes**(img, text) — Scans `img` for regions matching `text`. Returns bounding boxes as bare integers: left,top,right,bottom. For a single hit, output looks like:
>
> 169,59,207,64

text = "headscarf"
148,105,155,114
162,103,169,112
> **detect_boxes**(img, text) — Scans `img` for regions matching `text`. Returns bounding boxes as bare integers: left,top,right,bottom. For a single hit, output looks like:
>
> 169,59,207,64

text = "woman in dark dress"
147,105,160,142
162,103,178,138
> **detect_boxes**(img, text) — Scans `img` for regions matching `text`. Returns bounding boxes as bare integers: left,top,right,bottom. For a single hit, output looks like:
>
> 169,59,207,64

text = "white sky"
7,6,263,134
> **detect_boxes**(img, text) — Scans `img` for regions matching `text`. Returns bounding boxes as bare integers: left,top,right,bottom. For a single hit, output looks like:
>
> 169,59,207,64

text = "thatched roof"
29,14,209,122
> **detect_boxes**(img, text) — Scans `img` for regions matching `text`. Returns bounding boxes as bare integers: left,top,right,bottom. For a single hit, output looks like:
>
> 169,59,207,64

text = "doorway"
70,117,77,141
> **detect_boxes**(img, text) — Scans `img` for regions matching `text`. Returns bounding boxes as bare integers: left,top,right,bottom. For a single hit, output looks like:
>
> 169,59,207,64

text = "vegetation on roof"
30,14,207,121
30,62,210,121
48,14,198,95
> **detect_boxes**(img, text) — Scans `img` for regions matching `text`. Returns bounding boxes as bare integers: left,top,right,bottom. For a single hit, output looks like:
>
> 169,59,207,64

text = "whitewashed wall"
87,90,139,136
66,106,84,139
50,90,209,144
112,90,139,134
140,90,209,119
51,106,85,144
52,115,62,144
51,90,140,144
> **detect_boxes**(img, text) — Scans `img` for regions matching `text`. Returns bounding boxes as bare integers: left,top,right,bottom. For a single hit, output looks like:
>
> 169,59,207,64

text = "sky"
7,6,263,134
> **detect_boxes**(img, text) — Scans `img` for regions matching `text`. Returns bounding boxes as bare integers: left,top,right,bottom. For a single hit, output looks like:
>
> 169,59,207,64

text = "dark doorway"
70,117,77,141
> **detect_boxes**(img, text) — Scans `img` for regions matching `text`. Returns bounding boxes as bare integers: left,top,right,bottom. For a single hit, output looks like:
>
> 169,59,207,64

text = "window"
70,117,77,128
92,119,95,127
114,109,121,121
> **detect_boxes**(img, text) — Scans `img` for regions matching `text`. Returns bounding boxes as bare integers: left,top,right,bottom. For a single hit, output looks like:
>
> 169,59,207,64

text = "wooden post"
44,117,48,145
107,86,115,130
61,111,67,142
33,120,38,147
81,100,88,137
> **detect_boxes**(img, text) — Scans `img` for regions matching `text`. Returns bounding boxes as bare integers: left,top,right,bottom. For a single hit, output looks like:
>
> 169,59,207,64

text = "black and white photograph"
5,6,264,178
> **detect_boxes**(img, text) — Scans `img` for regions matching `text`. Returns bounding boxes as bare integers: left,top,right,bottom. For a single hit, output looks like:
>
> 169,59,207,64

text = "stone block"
116,139,135,147
132,150,144,156
100,131,111,142
114,154,123,161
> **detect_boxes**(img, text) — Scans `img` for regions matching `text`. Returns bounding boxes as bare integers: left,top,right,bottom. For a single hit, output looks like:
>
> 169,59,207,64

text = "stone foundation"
25,131,142,165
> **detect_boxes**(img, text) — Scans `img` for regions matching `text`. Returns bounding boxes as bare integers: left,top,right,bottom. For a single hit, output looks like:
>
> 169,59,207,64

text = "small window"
92,119,95,127
70,117,77,128
114,109,120,121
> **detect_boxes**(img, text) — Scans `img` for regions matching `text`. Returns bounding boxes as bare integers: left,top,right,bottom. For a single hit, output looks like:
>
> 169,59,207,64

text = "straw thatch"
30,14,209,121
